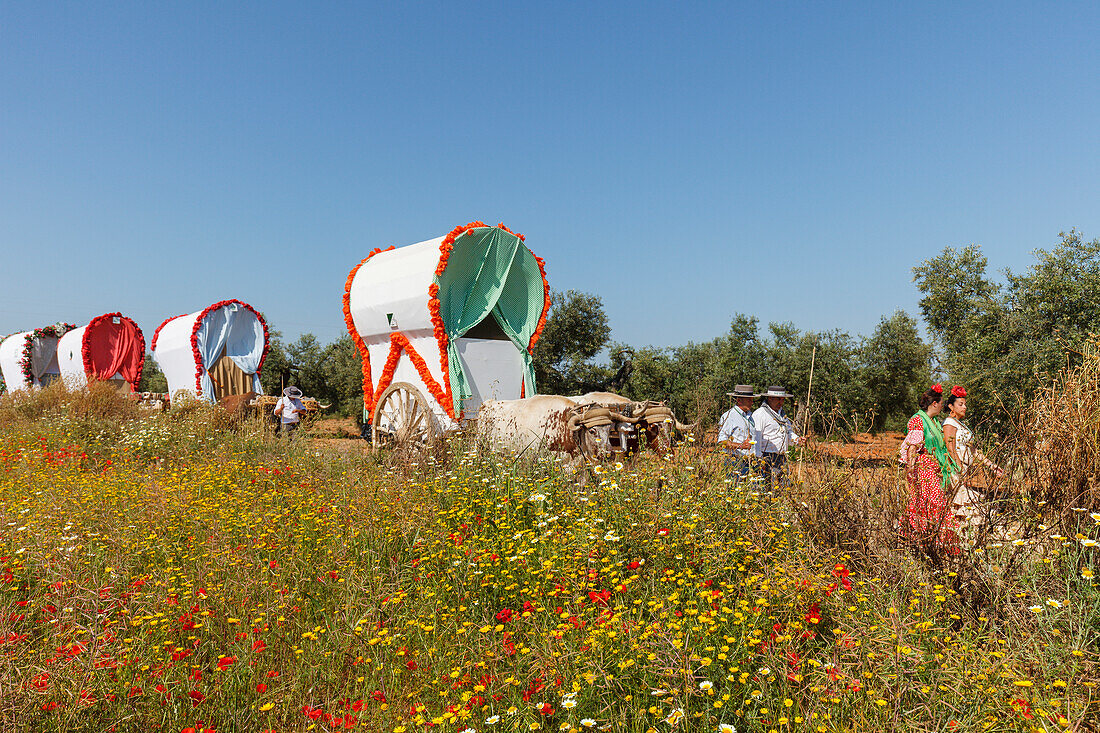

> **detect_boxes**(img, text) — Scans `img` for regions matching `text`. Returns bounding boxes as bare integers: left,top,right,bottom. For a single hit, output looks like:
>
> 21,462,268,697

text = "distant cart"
0,323,76,393
344,221,550,448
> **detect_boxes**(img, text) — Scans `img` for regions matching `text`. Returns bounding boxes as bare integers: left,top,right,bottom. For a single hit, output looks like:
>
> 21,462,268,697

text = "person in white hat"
716,385,763,479
274,386,306,437
752,386,800,488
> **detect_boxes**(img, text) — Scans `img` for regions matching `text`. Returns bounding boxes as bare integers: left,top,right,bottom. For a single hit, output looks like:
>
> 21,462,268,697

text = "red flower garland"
343,246,396,413
188,300,270,398
951,385,967,398
931,383,944,395
19,324,76,386
150,314,188,353
82,313,146,391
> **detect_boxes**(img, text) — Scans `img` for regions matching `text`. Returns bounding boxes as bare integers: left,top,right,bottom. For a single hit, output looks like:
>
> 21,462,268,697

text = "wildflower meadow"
1,385,1097,732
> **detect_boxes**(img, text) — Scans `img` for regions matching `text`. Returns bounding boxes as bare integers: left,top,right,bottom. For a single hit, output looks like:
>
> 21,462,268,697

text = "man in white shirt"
273,386,306,437
752,386,800,489
716,384,763,479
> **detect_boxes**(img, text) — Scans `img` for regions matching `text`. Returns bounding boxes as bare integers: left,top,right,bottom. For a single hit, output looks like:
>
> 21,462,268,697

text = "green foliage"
137,354,168,393
261,333,365,418
532,290,613,395
914,230,1100,430
862,311,933,431
616,314,916,434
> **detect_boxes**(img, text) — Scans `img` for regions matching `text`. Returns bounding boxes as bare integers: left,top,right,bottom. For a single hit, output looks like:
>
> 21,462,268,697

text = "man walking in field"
274,386,306,437
717,384,762,479
753,386,800,489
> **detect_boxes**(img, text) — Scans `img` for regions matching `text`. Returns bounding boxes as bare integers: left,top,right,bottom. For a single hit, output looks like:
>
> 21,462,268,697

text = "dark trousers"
726,454,765,482
762,452,788,489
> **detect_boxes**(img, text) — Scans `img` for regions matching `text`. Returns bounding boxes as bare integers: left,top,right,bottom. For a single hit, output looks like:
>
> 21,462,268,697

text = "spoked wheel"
372,382,437,450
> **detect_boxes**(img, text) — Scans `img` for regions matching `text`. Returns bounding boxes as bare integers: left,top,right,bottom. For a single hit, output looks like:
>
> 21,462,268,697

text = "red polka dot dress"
901,414,960,554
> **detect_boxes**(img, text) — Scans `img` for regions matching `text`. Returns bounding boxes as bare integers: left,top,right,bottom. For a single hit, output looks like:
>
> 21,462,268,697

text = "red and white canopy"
57,313,146,391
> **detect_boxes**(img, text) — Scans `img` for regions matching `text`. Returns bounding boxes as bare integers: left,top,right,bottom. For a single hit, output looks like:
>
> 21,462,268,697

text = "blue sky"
2,2,1098,348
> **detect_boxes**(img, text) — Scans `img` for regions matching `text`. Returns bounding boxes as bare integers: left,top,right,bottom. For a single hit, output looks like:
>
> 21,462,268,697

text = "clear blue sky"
2,2,1098,348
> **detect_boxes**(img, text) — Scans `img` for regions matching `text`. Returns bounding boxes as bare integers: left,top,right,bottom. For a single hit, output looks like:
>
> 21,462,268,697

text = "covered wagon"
344,221,550,447
0,323,76,393
57,313,146,391
151,299,269,403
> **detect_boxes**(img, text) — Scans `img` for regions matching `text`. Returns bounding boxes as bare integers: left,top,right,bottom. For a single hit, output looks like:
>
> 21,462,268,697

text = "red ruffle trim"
188,300,270,398
150,314,187,353
343,246,396,414
82,312,146,392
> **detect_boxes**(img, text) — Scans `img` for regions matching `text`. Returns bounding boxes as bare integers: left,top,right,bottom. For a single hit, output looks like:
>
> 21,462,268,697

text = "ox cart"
344,221,551,448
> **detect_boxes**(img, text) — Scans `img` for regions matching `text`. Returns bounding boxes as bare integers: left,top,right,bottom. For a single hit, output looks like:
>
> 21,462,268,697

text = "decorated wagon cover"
151,299,270,403
57,312,146,391
344,221,550,431
0,323,76,393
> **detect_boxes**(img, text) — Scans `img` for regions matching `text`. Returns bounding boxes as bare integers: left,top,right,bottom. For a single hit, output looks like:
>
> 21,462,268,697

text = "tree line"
138,229,1100,435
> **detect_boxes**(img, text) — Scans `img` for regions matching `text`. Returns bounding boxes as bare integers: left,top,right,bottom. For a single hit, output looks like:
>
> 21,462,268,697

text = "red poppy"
216,656,236,671
189,691,206,706
256,683,267,694
495,608,513,623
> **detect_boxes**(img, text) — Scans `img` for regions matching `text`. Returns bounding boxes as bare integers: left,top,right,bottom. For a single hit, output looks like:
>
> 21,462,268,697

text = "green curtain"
434,226,545,413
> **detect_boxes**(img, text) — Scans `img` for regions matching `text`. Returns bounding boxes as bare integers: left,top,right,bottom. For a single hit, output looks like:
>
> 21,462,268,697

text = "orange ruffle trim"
370,333,450,417
343,246,395,414
348,221,549,423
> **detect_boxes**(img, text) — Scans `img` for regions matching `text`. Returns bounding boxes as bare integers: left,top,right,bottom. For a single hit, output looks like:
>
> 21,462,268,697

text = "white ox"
476,395,613,465
572,392,697,451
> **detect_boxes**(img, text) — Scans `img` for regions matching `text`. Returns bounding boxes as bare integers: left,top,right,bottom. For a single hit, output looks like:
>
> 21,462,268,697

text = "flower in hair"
951,385,967,398
931,383,943,394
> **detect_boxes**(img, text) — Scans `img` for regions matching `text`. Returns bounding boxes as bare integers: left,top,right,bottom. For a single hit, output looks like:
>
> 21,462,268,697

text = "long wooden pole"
797,345,816,482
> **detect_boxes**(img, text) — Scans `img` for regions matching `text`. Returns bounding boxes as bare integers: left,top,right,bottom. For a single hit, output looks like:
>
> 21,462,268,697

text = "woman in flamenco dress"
900,384,961,555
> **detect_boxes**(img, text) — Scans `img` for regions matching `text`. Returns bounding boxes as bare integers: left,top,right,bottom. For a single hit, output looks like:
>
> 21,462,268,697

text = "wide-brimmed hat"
726,384,756,399
758,385,793,399
283,386,303,399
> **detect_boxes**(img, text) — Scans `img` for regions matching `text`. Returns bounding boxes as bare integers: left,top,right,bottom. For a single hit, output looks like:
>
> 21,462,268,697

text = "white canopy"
345,222,550,426
0,330,64,392
348,237,443,339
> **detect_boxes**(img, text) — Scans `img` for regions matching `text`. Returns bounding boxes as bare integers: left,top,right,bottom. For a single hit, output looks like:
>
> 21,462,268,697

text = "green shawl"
917,410,958,490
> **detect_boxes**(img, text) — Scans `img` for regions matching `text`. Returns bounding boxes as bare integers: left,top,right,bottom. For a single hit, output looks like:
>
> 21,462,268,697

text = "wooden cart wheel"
372,382,437,449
